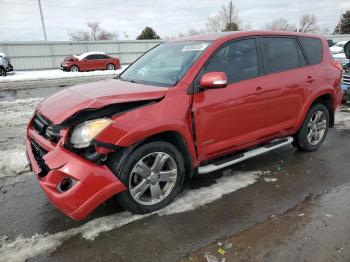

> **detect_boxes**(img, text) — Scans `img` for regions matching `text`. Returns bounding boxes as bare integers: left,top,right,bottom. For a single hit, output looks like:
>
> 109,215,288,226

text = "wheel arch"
310,93,334,127
107,130,196,180
136,131,195,178
70,64,80,71
297,91,335,131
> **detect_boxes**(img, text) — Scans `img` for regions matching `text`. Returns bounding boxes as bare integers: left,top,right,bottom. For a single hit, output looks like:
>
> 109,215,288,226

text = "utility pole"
38,0,48,41
229,1,233,24
297,0,302,32
339,9,342,34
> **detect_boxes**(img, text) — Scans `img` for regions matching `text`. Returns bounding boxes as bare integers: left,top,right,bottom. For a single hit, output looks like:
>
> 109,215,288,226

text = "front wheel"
293,103,329,152
109,141,186,214
0,67,6,76
69,65,79,72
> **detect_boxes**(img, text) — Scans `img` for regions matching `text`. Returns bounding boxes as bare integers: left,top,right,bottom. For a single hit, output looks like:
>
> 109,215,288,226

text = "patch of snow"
76,51,106,60
0,98,41,128
0,170,261,262
335,109,350,130
0,65,128,83
263,177,278,183
0,148,29,178
158,171,260,215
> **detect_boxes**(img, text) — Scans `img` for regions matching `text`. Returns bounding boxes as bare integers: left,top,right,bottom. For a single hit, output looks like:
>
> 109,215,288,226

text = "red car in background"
61,51,121,72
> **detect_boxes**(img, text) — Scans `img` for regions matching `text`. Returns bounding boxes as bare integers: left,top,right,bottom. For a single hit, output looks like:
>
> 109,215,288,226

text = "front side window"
85,55,96,60
120,41,211,87
202,38,259,84
262,37,300,74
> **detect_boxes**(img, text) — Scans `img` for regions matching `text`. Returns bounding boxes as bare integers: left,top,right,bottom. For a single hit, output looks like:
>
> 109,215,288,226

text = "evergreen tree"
137,27,160,40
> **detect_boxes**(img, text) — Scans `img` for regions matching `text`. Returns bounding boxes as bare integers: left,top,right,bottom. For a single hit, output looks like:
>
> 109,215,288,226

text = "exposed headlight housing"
70,118,112,148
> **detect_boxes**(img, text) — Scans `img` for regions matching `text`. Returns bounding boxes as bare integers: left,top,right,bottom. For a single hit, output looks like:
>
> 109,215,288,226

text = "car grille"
343,74,350,86
32,113,61,143
30,140,50,177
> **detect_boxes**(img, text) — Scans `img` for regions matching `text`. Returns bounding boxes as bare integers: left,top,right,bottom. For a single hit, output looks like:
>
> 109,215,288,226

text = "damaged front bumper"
26,118,126,221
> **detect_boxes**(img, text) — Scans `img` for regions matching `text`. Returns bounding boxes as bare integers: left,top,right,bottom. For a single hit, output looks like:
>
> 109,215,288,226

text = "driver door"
192,38,271,160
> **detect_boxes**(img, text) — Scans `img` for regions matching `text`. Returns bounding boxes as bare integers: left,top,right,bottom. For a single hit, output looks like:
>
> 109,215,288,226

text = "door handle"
306,76,316,83
256,86,263,93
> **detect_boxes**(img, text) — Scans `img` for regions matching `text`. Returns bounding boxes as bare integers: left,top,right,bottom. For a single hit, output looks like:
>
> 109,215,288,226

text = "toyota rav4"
26,31,343,220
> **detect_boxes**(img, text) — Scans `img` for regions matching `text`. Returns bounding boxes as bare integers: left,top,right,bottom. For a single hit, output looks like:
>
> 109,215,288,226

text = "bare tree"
265,18,296,31
299,14,319,33
206,1,240,32
69,21,117,41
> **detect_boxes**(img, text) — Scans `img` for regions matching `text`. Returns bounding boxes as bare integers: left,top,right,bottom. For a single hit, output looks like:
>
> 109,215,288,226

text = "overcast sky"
0,0,348,41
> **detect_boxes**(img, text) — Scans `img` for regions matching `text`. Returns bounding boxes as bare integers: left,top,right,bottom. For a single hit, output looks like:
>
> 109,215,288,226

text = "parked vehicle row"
61,51,121,72
340,41,350,102
26,31,343,220
0,52,13,76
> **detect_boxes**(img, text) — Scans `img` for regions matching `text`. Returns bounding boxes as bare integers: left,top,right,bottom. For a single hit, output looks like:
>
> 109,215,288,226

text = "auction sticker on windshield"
182,43,209,52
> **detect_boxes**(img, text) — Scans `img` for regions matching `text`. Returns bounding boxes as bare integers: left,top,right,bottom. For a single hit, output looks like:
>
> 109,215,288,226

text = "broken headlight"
70,118,112,148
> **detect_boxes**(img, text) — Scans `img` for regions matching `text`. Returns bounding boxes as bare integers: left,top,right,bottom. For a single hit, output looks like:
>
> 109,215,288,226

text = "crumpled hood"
37,79,168,125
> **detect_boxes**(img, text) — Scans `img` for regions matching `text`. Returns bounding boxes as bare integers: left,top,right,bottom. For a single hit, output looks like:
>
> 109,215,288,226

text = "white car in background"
333,52,349,65
330,41,348,54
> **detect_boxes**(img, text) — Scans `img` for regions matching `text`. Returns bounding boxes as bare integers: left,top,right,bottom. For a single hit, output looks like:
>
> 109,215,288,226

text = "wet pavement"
0,80,349,262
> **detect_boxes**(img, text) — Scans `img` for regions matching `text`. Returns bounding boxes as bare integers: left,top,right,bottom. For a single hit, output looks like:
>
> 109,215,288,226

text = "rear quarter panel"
295,38,342,131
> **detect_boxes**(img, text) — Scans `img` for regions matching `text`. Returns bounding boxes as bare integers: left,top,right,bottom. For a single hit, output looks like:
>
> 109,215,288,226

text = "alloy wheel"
129,152,178,205
107,64,115,70
70,66,79,72
307,110,327,145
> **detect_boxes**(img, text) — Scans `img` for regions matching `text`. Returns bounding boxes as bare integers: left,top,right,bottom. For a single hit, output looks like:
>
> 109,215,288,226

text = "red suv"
61,51,121,72
26,31,343,220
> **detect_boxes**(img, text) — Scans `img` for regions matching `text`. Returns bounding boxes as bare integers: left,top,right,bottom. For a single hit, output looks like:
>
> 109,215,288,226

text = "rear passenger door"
259,37,315,136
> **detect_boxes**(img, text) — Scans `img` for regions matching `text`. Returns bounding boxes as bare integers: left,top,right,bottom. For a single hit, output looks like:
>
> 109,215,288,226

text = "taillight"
332,60,343,71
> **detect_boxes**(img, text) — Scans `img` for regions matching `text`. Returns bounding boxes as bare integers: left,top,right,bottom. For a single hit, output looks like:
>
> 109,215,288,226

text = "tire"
0,67,6,77
107,63,115,70
69,65,79,72
109,141,186,214
292,103,329,152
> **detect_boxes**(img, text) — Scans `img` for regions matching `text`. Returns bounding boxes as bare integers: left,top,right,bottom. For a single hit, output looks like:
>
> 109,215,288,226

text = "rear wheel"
69,65,79,72
107,63,115,70
0,67,6,76
293,103,329,152
110,141,186,214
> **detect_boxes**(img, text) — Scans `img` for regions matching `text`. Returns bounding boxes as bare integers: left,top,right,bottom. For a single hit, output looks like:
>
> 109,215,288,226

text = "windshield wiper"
116,75,142,84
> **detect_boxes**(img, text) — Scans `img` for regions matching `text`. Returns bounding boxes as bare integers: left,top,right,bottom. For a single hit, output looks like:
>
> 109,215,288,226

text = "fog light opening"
58,177,73,192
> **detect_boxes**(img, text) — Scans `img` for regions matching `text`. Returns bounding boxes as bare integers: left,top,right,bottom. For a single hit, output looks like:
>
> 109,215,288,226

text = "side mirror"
344,41,350,59
200,72,228,89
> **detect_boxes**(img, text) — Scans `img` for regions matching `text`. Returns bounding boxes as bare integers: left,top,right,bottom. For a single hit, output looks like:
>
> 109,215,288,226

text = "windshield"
119,41,211,87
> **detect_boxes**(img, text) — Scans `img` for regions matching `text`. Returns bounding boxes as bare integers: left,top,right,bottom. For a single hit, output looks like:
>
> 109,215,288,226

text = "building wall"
327,34,350,43
0,40,164,71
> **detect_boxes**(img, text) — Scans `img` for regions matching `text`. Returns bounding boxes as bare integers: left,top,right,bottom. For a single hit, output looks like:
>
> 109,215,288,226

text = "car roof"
169,30,323,42
76,51,106,60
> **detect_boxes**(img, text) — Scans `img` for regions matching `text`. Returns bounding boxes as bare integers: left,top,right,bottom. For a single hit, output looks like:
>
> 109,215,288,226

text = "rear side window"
203,38,259,83
261,37,300,74
298,37,323,65
96,54,109,59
